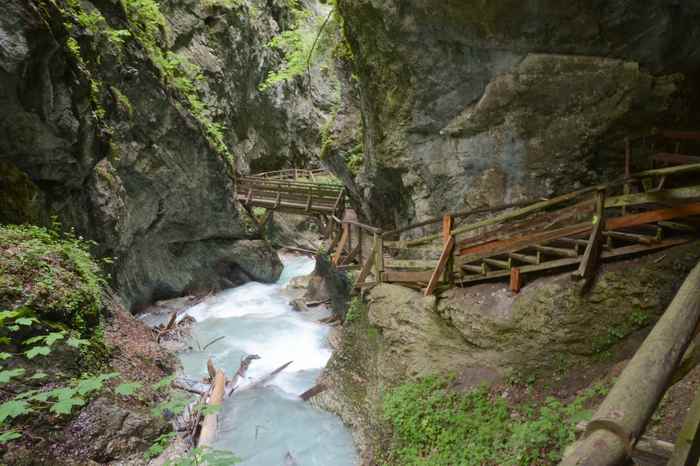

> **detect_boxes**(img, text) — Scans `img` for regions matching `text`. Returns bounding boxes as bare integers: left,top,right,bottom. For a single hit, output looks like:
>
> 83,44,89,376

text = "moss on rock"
0,224,104,332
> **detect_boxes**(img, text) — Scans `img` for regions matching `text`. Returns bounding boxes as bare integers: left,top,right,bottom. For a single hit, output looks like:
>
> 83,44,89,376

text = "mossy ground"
0,224,104,333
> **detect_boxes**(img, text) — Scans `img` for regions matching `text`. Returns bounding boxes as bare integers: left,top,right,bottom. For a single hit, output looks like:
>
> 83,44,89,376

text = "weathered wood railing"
351,162,700,295
251,168,333,182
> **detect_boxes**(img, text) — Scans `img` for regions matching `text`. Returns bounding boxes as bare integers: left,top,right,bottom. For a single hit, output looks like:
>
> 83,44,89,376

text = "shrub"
383,376,595,465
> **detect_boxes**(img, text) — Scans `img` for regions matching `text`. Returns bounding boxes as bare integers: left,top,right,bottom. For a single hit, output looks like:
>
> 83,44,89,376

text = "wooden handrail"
387,163,700,248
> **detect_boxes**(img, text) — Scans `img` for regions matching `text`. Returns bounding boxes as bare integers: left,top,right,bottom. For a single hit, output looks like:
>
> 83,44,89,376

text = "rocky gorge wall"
335,0,700,230
0,0,334,309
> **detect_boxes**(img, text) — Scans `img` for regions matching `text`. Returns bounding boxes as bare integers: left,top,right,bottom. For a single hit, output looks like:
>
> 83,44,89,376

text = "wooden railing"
251,168,335,182
345,162,700,295
235,176,346,216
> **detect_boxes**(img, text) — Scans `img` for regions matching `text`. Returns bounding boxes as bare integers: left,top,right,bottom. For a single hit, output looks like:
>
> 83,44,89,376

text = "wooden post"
425,235,455,296
443,215,454,284
358,228,363,265
668,387,700,466
332,223,349,265
373,233,384,283
509,267,522,294
623,137,631,215
354,241,376,289
573,189,605,283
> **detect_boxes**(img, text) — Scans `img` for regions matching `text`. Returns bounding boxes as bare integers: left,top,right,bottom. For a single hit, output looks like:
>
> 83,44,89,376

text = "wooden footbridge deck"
239,131,700,296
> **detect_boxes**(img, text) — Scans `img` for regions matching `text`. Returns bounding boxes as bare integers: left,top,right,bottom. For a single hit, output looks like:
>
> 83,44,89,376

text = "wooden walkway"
238,131,700,296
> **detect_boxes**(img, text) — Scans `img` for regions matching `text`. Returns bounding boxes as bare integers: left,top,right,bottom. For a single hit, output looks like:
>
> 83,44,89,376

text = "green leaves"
66,337,89,348
115,382,142,396
0,400,31,423
50,397,85,415
0,430,21,444
15,317,36,326
154,374,176,391
0,368,25,384
25,346,51,359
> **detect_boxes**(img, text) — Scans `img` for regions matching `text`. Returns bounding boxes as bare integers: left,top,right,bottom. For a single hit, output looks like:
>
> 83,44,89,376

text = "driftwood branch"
202,336,226,352
225,354,260,397
299,383,326,401
197,369,225,447
241,361,293,392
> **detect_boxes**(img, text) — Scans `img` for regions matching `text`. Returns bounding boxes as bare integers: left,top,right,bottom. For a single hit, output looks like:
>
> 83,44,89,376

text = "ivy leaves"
0,368,25,384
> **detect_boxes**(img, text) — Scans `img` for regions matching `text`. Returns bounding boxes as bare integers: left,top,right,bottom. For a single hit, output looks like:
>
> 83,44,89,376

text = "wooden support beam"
373,234,384,282
533,244,579,258
509,251,541,265
573,190,605,281
424,235,455,296
354,242,376,289
339,242,361,266
510,267,522,294
332,223,349,265
483,257,511,270
305,193,312,212
462,263,487,275
603,230,659,246
245,188,253,206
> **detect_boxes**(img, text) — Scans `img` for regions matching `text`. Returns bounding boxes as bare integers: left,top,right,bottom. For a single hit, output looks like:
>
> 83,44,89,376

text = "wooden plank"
354,243,376,289
483,257,511,270
383,270,432,283
604,230,659,245
534,244,579,258
463,263,487,274
606,202,700,230
373,234,384,282
509,252,541,265
573,190,605,281
660,130,700,141
605,185,700,209
424,235,455,296
652,153,700,166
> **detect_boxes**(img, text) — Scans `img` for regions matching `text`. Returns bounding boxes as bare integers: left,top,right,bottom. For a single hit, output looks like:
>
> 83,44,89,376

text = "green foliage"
344,297,364,323
115,381,143,396
201,0,244,9
0,224,104,330
382,376,597,465
145,432,177,459
164,447,240,466
260,4,340,91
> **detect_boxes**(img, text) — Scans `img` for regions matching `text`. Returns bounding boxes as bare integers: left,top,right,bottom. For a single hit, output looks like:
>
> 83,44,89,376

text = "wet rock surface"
336,0,700,228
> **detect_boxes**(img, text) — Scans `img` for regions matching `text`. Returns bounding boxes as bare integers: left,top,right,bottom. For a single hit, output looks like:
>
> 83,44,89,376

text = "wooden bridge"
238,131,700,297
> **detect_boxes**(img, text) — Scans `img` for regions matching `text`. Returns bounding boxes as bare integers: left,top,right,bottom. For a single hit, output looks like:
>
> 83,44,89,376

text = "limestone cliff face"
336,0,700,229
161,0,335,173
0,0,338,309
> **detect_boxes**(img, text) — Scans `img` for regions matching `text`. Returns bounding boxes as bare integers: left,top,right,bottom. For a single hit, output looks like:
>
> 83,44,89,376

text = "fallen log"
207,357,217,380
559,261,700,466
197,368,225,447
